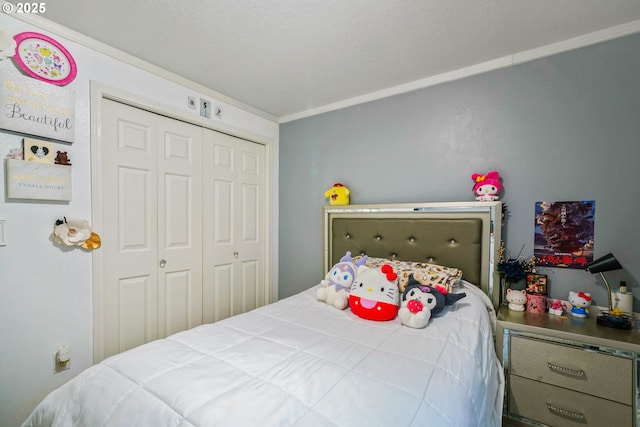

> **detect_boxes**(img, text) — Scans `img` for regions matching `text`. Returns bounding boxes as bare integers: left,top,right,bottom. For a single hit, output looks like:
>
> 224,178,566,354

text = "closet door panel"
203,129,266,322
118,275,155,352
102,99,159,359
157,117,203,337
238,140,266,310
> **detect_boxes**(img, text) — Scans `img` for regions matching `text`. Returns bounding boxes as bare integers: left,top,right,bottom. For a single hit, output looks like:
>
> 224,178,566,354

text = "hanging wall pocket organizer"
5,158,71,201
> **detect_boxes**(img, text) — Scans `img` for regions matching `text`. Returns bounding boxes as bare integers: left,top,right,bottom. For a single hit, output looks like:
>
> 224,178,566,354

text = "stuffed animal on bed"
471,170,502,201
317,251,368,309
349,264,399,321
398,284,438,328
399,276,467,328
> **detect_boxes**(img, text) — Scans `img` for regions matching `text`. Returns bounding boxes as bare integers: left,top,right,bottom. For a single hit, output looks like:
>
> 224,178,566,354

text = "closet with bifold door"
99,98,266,361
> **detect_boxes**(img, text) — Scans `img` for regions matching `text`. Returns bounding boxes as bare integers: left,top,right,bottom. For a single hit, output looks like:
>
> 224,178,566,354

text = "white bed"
23,202,504,427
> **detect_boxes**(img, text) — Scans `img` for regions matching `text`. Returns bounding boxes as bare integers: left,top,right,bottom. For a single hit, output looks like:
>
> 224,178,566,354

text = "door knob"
233,252,239,259
159,259,167,268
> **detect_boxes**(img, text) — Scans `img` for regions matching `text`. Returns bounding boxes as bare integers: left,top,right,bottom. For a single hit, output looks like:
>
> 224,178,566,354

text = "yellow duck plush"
325,182,350,205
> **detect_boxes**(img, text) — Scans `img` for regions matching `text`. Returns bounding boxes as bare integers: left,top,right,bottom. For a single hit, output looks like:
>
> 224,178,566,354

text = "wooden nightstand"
497,306,640,427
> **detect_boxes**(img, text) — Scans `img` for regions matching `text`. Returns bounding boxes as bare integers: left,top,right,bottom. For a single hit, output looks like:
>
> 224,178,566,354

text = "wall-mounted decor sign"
5,158,71,201
0,71,75,143
12,32,77,85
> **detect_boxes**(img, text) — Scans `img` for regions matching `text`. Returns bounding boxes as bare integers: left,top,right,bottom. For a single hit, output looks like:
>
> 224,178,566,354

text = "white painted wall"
0,14,278,426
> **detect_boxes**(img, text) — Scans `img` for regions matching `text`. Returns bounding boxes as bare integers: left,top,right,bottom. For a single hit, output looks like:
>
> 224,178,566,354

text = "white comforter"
23,282,504,427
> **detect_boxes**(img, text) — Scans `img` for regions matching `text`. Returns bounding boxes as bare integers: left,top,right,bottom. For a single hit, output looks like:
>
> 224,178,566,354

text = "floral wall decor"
52,217,101,250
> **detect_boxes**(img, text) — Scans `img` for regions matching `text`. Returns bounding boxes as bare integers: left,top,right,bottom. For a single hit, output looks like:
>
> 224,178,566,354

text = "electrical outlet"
200,98,211,118
53,352,70,373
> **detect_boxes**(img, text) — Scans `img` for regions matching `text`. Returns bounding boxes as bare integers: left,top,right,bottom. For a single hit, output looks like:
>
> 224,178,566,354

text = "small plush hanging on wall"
52,217,101,250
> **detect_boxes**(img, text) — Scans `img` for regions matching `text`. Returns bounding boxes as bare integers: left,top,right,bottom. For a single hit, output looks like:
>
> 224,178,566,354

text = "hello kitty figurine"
506,289,526,311
471,171,502,201
569,291,591,318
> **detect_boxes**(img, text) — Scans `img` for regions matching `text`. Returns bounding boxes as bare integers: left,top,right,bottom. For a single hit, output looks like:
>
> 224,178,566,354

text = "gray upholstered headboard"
322,202,503,309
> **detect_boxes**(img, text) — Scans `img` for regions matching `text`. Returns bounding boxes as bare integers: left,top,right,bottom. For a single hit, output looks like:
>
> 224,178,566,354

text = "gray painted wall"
279,33,640,312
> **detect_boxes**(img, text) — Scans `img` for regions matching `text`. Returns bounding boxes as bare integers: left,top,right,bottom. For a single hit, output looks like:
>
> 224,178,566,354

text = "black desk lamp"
586,253,631,330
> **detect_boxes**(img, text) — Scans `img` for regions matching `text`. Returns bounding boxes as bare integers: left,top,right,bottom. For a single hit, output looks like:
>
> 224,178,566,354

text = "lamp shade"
586,253,622,274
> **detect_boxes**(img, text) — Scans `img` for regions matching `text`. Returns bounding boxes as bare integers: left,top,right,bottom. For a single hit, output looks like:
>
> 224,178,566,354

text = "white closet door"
157,117,203,338
101,99,202,359
202,129,267,323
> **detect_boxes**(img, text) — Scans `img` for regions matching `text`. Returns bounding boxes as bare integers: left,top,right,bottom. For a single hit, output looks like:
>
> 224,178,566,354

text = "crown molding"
5,9,278,123
279,19,640,123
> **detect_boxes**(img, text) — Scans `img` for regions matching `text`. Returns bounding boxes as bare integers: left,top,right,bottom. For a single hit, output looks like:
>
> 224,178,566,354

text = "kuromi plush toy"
471,170,502,201
317,251,368,310
398,284,438,328
349,264,399,321
399,276,467,328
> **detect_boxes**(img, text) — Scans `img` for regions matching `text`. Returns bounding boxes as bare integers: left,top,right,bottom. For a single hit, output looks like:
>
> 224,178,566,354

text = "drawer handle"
546,403,585,421
547,362,585,377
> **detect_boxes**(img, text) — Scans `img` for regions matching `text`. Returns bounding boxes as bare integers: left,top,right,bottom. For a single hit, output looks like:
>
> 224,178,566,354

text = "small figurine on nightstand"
568,291,591,318
506,289,527,311
548,299,564,316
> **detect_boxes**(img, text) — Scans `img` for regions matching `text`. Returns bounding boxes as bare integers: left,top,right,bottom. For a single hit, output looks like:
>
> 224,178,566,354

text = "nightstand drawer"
510,335,632,404
509,375,632,427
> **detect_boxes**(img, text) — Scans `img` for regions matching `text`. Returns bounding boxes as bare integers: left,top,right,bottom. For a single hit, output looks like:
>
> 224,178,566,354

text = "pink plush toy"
471,171,502,201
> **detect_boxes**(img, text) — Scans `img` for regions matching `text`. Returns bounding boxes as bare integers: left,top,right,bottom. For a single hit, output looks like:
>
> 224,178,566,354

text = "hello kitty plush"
317,251,368,310
349,264,399,321
506,289,526,311
471,170,502,201
569,291,591,318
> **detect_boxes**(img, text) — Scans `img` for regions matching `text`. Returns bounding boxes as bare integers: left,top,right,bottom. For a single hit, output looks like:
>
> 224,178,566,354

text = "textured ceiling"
18,0,640,120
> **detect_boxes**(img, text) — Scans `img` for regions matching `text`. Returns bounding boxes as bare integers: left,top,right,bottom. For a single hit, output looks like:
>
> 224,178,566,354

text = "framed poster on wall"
534,200,595,269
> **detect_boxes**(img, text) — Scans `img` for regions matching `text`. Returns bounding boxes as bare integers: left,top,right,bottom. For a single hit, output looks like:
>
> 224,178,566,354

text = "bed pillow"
353,255,463,293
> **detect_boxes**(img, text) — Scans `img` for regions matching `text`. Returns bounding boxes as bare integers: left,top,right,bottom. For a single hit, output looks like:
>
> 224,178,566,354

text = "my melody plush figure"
505,289,526,311
568,291,591,318
325,182,350,205
471,170,502,201
398,279,466,328
317,251,368,310
349,264,399,321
